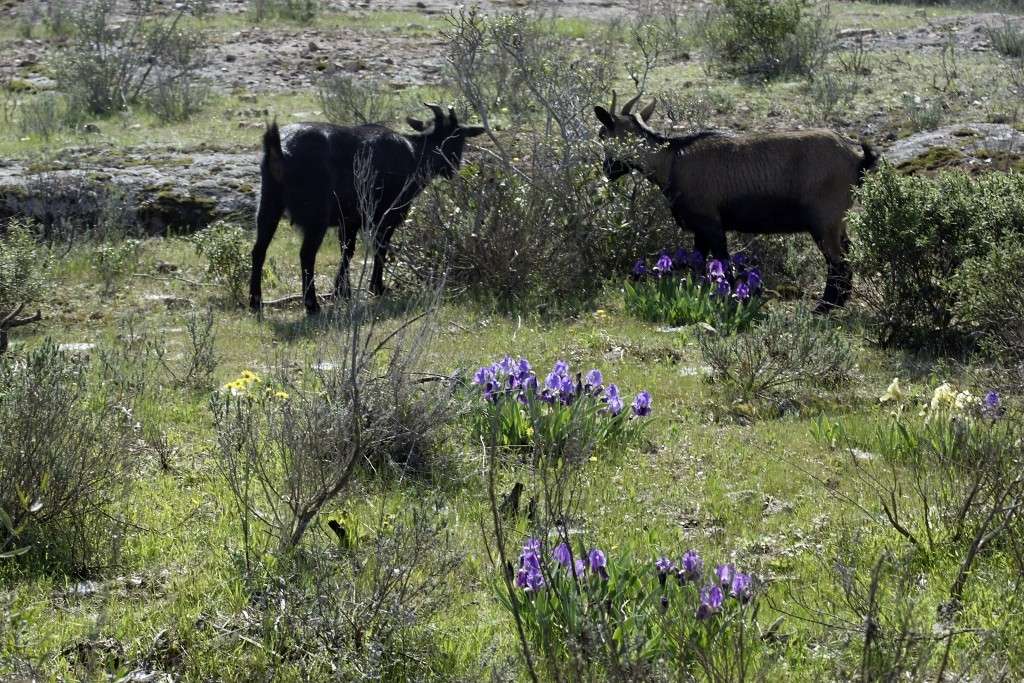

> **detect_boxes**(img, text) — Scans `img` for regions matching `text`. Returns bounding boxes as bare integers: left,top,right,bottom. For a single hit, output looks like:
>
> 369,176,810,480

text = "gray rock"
886,123,1024,166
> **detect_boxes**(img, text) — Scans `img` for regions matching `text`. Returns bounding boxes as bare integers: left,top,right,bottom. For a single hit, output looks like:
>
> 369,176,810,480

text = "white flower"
879,377,904,403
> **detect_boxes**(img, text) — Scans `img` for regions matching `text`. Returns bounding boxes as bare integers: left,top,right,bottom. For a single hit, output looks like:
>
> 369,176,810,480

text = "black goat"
249,104,484,314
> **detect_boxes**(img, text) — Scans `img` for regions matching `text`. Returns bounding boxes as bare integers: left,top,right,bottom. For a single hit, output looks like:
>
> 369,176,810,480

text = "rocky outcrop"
0,145,258,237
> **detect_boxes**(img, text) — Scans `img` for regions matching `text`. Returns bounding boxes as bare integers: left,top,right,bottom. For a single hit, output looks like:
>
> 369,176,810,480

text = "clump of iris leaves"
469,357,651,460
625,249,765,334
503,539,759,670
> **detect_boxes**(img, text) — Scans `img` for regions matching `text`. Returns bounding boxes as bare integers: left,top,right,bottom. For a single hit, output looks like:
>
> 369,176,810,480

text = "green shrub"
318,74,409,126
699,307,854,406
849,166,1024,350
0,342,135,571
953,236,1024,372
700,0,834,79
193,221,250,305
94,238,140,293
987,20,1024,60
0,220,48,353
248,0,317,23
0,220,47,317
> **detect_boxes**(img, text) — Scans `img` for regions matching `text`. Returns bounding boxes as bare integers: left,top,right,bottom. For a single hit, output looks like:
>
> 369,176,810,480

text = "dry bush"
0,342,136,571
211,287,454,565
699,307,855,404
250,503,463,679
54,0,208,119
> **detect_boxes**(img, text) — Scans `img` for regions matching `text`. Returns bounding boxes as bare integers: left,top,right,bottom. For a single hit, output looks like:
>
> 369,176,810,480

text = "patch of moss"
4,79,36,93
896,146,965,175
138,190,218,235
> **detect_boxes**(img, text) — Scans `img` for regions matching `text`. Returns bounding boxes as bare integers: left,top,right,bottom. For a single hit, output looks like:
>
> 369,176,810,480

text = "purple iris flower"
707,260,725,279
731,572,752,601
735,282,750,301
713,277,731,297
526,568,545,591
983,390,1001,419
473,367,492,385
632,391,652,417
733,253,747,268
553,360,569,376
674,247,689,265
516,358,532,378
655,253,673,274
696,585,724,619
523,537,541,554
585,368,603,389
497,355,515,375
574,558,586,577
589,548,609,580
522,374,538,393
716,563,734,588
515,567,529,589
553,543,572,568
483,381,500,402
545,371,562,391
605,384,623,416
656,556,674,587
632,259,647,278
746,269,762,292
680,549,703,583
559,376,576,404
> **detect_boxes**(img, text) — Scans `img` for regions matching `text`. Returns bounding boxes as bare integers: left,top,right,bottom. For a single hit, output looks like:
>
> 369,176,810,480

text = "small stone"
225,54,237,62
58,343,96,354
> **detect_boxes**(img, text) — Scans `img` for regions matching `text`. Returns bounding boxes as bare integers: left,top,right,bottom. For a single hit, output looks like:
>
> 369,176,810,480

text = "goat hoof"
813,302,837,315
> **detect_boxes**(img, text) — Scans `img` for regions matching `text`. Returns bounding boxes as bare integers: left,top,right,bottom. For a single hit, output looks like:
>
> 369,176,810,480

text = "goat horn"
610,90,618,114
639,98,656,122
621,93,642,116
423,102,446,123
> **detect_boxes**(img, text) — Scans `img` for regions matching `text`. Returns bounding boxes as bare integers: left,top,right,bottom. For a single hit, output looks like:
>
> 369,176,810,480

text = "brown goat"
594,92,878,310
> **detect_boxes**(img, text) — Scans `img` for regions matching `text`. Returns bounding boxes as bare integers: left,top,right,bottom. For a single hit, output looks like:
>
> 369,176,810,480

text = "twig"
260,292,337,308
132,272,208,287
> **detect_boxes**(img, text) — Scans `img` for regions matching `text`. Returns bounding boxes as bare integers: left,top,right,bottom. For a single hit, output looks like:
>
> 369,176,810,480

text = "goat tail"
857,141,880,185
263,120,286,183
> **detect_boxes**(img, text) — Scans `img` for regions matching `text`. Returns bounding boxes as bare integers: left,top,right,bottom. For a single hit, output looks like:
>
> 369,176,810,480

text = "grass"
2,228,1013,679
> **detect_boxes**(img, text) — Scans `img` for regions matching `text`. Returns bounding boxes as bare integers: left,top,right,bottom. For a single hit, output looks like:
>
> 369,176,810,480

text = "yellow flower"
879,377,904,403
273,390,290,400
954,390,975,412
930,382,956,412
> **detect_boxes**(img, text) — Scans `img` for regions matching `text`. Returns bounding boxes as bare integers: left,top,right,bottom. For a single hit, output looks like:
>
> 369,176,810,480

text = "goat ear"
594,106,615,130
406,117,427,132
639,98,656,122
462,125,486,138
